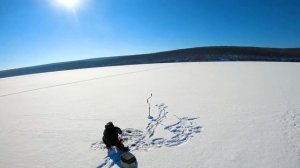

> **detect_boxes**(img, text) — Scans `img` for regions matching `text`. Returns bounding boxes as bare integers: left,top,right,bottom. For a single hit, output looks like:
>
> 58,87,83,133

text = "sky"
0,0,300,70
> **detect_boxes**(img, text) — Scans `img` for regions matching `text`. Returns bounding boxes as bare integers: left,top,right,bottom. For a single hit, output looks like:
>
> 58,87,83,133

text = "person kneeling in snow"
102,122,128,151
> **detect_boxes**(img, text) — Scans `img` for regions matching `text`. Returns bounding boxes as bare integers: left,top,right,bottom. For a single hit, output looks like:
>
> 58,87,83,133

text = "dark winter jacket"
103,122,122,143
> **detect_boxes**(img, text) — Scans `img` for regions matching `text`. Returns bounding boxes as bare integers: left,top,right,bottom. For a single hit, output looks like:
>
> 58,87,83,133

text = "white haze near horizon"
0,62,299,168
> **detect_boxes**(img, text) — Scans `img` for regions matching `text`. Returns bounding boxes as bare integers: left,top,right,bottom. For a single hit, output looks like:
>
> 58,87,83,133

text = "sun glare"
55,0,80,10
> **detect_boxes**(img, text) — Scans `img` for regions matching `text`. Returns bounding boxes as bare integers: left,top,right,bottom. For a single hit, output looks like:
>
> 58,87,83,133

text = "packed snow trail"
92,103,202,167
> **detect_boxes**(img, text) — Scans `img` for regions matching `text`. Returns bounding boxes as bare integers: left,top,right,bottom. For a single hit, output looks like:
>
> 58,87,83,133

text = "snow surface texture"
0,62,300,168
91,103,202,167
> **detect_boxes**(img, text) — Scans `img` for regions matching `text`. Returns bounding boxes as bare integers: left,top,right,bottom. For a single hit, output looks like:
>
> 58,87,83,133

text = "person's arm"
115,127,122,134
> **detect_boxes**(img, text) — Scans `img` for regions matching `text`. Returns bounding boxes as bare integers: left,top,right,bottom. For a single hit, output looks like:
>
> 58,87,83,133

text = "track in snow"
91,103,203,167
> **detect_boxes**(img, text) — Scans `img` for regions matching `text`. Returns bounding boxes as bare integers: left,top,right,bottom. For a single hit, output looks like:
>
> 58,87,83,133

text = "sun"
55,0,80,10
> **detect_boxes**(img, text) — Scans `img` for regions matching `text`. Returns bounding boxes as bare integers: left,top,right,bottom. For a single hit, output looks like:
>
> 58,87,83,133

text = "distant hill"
0,46,299,78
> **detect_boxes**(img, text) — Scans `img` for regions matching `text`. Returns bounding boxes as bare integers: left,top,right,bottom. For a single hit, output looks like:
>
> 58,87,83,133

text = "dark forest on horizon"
1,46,299,78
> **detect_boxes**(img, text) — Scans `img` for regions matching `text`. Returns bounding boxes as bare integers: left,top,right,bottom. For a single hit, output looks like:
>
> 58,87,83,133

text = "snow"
0,62,299,168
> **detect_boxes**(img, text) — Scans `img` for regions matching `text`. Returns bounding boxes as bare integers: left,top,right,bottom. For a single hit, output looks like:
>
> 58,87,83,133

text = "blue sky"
0,0,300,70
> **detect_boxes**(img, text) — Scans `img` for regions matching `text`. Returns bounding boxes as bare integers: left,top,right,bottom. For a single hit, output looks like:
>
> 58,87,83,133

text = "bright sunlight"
55,0,81,10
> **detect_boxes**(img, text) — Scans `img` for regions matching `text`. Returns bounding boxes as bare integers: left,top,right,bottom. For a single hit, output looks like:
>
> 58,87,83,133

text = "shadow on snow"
93,103,202,167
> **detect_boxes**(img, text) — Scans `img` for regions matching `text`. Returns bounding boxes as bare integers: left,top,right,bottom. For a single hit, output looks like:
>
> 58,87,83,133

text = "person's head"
105,122,114,129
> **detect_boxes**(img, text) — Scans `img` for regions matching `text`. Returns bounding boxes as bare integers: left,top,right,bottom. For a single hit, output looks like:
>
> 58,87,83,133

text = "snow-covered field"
0,62,299,168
